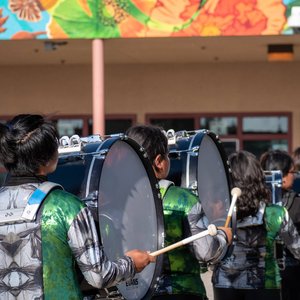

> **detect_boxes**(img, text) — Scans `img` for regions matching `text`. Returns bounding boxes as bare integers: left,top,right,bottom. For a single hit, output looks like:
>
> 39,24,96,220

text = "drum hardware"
58,134,112,154
167,129,196,146
69,134,81,145
81,135,103,143
188,181,198,192
263,171,286,270
136,146,148,159
166,129,176,145
82,191,99,205
168,147,199,158
59,135,70,146
264,170,282,205
59,134,83,153
190,146,199,154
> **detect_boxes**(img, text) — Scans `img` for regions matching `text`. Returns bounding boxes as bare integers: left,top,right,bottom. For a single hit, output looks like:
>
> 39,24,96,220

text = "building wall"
1,62,300,147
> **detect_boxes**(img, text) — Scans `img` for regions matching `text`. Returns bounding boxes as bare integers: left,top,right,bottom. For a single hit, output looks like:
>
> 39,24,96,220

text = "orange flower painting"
173,0,286,37
115,0,286,38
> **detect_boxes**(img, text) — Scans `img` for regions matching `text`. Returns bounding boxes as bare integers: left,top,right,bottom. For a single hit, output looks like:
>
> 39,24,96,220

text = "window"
146,112,292,157
88,115,136,135
200,117,237,135
55,119,84,137
148,117,194,132
242,116,288,134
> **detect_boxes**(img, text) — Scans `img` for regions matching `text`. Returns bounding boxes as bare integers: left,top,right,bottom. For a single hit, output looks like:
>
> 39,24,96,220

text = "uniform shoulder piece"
158,179,174,198
0,182,63,224
21,182,63,222
159,179,174,190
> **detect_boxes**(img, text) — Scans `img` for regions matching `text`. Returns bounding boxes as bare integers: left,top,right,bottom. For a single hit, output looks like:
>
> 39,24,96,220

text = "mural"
0,0,299,40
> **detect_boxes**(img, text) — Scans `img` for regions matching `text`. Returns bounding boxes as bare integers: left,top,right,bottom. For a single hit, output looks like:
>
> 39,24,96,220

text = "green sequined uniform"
41,189,86,299
155,182,206,297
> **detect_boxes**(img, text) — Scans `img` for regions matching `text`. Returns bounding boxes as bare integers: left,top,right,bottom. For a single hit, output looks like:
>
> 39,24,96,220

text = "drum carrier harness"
0,182,62,225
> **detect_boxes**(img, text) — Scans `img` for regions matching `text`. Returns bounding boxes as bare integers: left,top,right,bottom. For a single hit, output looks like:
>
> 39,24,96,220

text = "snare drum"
49,135,164,300
167,130,231,226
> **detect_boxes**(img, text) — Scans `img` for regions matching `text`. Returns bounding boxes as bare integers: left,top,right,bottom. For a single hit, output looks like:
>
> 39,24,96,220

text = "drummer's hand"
218,227,233,245
125,249,156,273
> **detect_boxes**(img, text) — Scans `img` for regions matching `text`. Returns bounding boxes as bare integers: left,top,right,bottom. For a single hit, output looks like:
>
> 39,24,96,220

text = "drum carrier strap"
0,182,63,224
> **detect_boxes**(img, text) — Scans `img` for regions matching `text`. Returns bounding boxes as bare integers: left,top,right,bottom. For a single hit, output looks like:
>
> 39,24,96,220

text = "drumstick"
224,187,242,228
149,224,217,257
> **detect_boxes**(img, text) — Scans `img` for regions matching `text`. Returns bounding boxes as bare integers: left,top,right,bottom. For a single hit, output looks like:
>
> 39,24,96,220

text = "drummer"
0,114,155,299
126,124,232,300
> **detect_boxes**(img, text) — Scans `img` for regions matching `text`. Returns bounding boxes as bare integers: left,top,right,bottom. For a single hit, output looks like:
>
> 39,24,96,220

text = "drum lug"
188,181,198,192
161,232,166,248
189,146,199,156
94,149,108,158
82,191,99,205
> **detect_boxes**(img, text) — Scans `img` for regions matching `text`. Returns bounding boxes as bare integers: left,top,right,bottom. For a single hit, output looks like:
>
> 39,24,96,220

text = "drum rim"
97,136,165,300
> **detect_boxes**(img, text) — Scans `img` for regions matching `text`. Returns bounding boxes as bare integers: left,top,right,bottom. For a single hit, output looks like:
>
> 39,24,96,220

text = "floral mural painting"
0,0,299,40
0,8,8,33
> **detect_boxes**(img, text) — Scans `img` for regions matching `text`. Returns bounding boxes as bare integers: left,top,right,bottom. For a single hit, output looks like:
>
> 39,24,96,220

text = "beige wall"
1,62,300,147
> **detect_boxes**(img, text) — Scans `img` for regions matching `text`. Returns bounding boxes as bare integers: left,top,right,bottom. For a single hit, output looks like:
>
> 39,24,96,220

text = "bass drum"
49,135,164,300
167,130,231,226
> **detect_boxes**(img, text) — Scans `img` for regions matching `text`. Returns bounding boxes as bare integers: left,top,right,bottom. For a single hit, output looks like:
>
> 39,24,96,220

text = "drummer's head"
229,150,270,219
126,125,170,179
260,150,295,190
0,114,59,176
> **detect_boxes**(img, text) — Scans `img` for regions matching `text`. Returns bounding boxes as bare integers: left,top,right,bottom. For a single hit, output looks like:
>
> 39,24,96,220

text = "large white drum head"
98,140,159,300
197,134,230,226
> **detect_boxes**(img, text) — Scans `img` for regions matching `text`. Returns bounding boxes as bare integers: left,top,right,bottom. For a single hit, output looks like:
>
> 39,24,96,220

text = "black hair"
0,114,59,176
229,151,270,220
260,150,294,177
126,125,168,166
